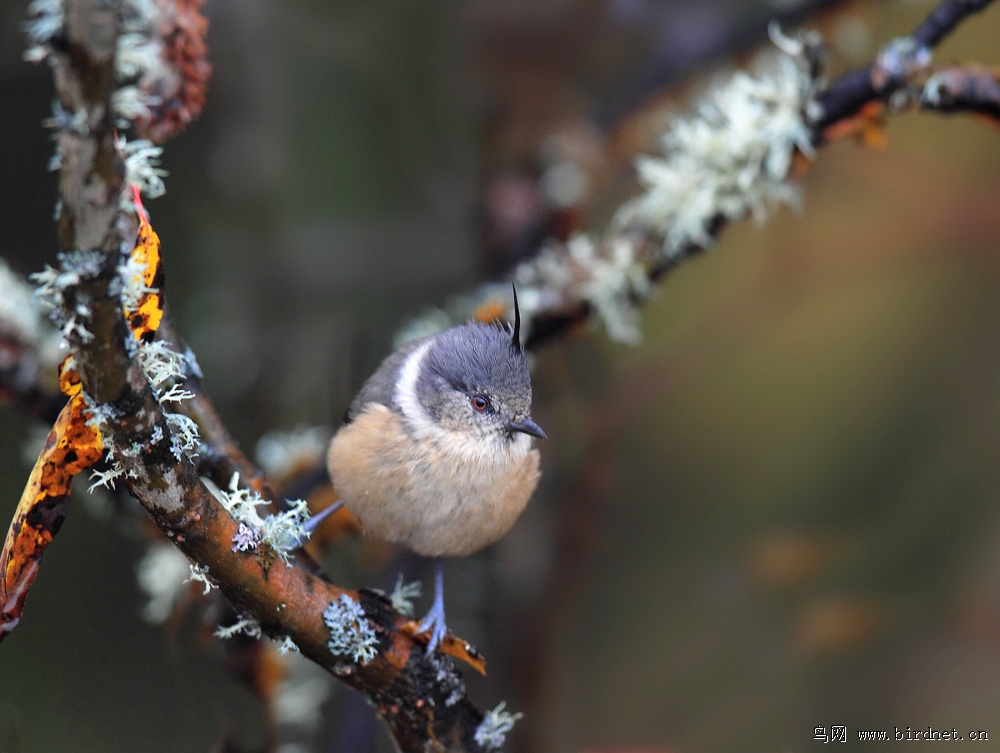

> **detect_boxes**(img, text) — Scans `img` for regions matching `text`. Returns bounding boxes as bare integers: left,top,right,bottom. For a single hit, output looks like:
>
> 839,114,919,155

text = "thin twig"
464,0,1000,352
811,0,995,131
921,64,1000,122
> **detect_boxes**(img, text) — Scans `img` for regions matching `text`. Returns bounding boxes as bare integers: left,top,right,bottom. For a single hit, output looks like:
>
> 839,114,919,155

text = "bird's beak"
507,417,547,439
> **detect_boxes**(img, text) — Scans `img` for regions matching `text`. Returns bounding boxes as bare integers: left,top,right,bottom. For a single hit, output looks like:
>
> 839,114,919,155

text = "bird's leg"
294,500,343,547
417,558,447,653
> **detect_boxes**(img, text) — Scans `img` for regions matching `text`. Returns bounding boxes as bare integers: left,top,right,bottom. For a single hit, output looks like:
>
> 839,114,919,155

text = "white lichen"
88,462,127,492
214,617,263,640
43,102,89,136
136,542,192,624
32,251,103,312
255,425,333,482
119,262,154,321
112,0,165,126
0,260,64,369
60,312,94,344
514,234,651,344
158,383,195,403
615,45,815,256
398,34,820,347
276,635,300,655
323,594,378,664
474,702,523,751
208,473,311,562
920,69,955,109
129,339,201,458
116,32,164,81
118,135,167,204
113,86,159,126
259,498,311,555
185,563,216,595
136,341,187,392
22,0,63,63
388,574,422,618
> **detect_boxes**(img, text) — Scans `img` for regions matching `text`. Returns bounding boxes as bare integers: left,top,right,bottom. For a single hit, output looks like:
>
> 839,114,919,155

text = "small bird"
326,288,545,651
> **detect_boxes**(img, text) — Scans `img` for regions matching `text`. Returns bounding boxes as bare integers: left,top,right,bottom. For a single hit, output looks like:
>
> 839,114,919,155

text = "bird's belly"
326,404,541,557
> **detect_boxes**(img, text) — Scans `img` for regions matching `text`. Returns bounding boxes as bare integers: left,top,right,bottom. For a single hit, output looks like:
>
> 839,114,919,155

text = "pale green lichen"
214,617,263,640
208,473,311,562
388,574,422,618
615,46,815,255
474,702,523,750
323,595,378,664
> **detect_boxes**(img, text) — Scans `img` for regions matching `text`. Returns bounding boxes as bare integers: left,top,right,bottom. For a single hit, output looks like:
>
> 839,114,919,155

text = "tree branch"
398,0,998,353
811,0,995,131
921,64,1000,122
3,2,496,750
3,1,998,749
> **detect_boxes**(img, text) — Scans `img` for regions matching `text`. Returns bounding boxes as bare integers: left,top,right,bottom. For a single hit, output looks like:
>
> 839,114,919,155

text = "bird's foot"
415,558,448,653
417,600,448,654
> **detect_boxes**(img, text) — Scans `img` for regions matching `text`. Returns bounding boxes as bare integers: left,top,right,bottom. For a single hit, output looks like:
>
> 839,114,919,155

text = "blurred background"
3,0,1000,751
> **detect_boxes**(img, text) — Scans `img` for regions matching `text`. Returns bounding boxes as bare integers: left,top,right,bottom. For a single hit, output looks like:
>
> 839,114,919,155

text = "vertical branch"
50,0,132,403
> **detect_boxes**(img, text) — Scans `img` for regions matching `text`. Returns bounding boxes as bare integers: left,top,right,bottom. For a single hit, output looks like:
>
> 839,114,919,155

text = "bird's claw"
417,600,448,654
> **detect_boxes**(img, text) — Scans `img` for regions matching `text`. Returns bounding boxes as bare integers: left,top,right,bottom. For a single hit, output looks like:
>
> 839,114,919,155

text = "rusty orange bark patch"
0,361,104,641
124,216,164,342
822,101,887,149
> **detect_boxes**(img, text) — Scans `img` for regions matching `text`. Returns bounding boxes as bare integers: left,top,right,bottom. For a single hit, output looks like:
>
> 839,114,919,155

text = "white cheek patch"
394,340,442,439
394,338,536,466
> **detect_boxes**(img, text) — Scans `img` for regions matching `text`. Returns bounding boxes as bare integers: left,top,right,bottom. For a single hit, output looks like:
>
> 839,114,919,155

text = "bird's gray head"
414,318,545,443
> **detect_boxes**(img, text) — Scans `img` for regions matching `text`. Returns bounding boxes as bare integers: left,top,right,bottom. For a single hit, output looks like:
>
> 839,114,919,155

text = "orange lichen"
0,359,104,640
822,101,887,148
124,215,164,342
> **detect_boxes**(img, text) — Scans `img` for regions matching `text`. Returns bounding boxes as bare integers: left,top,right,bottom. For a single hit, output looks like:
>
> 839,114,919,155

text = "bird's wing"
344,335,430,424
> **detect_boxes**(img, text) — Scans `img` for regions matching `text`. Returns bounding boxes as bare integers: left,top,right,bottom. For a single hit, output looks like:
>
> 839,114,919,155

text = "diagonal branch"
811,0,995,131
399,0,998,354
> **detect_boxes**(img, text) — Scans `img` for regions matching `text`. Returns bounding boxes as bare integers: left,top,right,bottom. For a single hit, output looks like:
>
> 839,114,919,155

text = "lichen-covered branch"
5,2,501,751
395,0,998,352
4,0,997,748
811,0,995,131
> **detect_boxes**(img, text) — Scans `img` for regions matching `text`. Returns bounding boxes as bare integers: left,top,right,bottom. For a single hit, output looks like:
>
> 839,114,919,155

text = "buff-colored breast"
326,403,541,557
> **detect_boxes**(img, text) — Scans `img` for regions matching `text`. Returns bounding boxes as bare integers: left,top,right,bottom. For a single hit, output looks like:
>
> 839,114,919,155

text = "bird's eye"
471,395,489,412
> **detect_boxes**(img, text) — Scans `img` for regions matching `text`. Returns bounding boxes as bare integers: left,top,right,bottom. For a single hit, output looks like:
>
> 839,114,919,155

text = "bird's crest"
511,283,522,354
